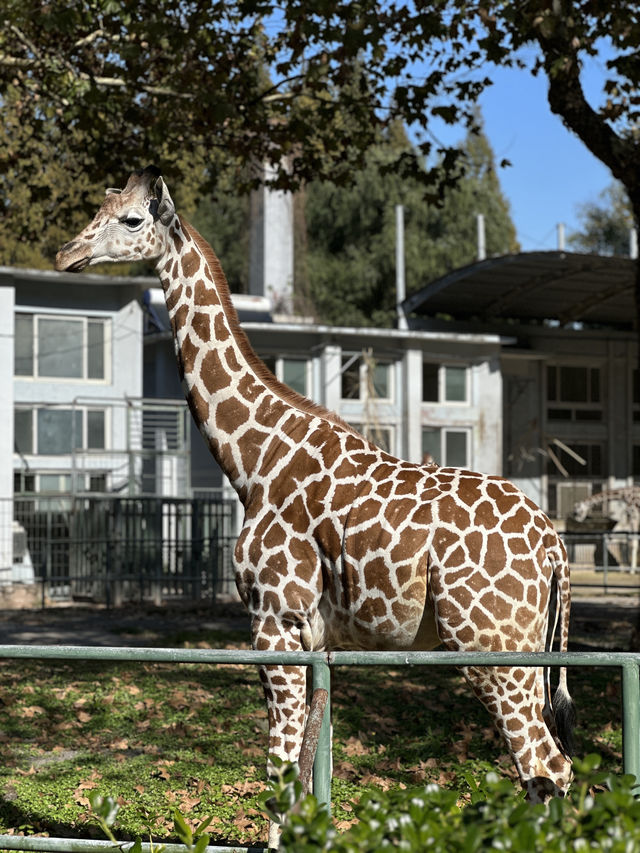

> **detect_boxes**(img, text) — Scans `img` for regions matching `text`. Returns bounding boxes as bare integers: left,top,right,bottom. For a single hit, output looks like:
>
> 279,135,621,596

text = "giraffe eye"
121,216,144,229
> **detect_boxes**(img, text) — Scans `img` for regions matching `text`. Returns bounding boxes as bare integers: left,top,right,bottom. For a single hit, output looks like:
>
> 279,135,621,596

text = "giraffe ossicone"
56,166,575,846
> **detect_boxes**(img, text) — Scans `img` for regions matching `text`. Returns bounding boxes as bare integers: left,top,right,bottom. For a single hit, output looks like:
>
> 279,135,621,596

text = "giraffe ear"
154,176,175,225
105,188,122,196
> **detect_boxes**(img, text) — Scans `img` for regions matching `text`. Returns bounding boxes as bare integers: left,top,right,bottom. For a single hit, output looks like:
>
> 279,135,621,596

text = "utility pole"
395,205,408,331
476,213,486,261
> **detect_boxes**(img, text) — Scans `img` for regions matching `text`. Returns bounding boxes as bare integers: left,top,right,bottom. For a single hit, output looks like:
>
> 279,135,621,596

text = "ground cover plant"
0,625,624,848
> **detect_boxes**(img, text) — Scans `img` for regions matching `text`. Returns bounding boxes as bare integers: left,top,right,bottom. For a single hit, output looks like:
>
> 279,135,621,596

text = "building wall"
10,272,144,495
0,287,14,573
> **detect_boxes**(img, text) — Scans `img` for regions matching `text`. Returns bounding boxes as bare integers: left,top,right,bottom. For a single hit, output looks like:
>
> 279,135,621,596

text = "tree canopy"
2,0,640,319
303,119,518,326
569,182,634,257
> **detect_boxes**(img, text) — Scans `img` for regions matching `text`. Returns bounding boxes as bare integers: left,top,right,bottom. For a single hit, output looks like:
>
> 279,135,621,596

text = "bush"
261,756,640,852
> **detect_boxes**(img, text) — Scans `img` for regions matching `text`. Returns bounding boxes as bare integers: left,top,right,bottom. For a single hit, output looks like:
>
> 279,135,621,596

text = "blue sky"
434,52,616,252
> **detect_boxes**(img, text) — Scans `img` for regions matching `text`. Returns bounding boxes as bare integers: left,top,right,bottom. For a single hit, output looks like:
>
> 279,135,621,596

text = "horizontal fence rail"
0,647,638,853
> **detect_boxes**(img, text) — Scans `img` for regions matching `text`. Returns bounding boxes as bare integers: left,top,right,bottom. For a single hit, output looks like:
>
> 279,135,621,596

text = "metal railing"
10,503,640,606
563,530,640,593
11,495,238,605
0,646,637,852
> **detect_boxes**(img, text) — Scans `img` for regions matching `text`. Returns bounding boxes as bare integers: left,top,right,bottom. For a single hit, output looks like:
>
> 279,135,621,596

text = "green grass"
0,626,624,848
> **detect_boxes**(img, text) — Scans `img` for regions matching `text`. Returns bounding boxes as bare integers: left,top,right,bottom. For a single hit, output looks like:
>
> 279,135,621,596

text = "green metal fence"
0,646,637,852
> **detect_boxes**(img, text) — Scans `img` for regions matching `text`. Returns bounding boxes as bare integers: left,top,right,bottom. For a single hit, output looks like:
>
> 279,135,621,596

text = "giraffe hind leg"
251,615,308,850
462,664,573,802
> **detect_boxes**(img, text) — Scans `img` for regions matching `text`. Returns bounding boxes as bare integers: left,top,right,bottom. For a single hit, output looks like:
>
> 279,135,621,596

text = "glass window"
371,363,391,399
37,409,83,454
39,473,71,493
341,357,360,400
546,442,603,478
422,363,439,402
14,471,35,493
559,366,588,403
444,366,467,403
87,320,105,379
350,423,393,454
547,365,602,421
38,318,83,378
445,431,468,467
87,410,106,449
14,409,33,455
421,427,469,467
422,363,468,403
421,427,440,463
261,355,277,377
282,358,308,396
14,313,108,380
89,473,107,492
14,314,33,376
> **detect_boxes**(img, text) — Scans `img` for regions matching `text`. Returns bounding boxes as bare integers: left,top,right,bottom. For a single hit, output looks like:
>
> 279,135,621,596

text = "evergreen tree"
191,184,250,294
304,117,518,327
569,183,634,256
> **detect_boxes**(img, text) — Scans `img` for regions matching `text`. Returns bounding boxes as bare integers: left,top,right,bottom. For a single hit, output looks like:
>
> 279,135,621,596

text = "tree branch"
535,30,640,195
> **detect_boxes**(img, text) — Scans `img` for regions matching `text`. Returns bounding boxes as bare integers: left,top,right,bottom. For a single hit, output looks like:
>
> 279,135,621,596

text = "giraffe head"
55,166,176,272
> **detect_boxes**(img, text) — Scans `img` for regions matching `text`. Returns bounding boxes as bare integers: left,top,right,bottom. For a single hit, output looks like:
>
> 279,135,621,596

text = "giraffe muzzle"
55,241,92,273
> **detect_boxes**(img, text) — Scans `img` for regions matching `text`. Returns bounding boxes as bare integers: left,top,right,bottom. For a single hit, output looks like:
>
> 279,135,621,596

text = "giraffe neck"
156,215,354,502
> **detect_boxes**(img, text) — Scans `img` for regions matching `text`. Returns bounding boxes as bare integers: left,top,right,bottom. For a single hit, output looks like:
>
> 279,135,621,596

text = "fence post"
622,661,640,787
311,658,332,811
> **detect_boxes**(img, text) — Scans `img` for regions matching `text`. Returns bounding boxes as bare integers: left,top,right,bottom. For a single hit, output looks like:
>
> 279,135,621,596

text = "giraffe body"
56,167,574,846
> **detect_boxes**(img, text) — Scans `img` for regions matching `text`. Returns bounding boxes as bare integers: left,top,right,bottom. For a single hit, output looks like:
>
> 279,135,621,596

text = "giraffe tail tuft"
550,537,576,757
552,681,577,756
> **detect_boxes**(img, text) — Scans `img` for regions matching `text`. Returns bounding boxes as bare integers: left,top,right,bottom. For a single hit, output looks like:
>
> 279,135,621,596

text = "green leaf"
172,809,193,846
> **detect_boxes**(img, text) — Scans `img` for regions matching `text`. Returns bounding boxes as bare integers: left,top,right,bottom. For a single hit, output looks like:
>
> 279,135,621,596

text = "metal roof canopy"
402,251,637,330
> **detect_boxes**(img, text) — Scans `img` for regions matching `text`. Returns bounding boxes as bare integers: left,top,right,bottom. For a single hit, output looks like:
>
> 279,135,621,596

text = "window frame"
421,426,471,468
14,311,111,383
546,363,602,422
422,362,470,405
14,406,109,456
261,354,312,398
348,421,395,455
341,353,394,403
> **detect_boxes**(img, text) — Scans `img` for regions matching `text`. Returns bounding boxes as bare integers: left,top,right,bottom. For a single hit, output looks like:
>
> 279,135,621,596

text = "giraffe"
573,486,640,524
573,486,640,571
56,166,574,846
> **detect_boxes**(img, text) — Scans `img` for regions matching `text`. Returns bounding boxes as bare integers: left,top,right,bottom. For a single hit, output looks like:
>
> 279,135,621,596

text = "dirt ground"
0,584,636,652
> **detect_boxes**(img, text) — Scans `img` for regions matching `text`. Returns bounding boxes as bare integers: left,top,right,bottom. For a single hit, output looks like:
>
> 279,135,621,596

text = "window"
14,470,108,495
15,313,110,381
350,423,393,454
261,355,310,397
282,358,308,396
422,363,469,404
546,442,603,478
422,427,469,467
14,407,107,455
341,356,361,400
39,473,72,493
547,365,602,421
341,355,392,401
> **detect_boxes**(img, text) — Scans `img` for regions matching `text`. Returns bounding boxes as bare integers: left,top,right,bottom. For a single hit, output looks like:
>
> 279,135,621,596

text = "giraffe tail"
549,543,576,757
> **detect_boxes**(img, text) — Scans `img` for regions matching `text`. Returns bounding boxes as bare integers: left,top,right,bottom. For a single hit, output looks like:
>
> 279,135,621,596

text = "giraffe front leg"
253,615,308,850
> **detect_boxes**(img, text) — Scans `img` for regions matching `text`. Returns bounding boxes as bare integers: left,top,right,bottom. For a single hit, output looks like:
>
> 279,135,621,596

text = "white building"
1,222,638,587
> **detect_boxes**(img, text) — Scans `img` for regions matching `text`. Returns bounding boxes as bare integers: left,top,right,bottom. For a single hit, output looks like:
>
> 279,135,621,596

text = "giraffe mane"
179,216,362,439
